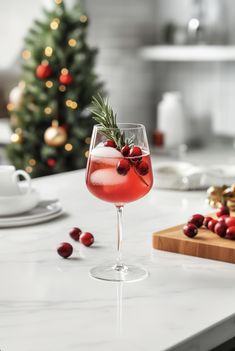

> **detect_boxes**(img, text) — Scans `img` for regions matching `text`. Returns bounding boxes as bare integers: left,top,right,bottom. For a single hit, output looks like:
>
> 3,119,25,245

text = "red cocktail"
86,121,153,282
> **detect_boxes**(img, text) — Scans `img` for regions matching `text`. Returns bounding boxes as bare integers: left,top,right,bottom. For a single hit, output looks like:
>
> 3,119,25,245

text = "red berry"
104,140,116,148
226,226,235,240
218,216,228,224
69,227,82,241
79,232,94,247
208,219,218,232
57,242,73,258
183,223,198,238
135,160,149,176
116,159,130,175
225,216,235,228
129,146,142,158
203,216,213,228
214,222,227,237
121,145,130,156
216,205,230,217
188,214,204,228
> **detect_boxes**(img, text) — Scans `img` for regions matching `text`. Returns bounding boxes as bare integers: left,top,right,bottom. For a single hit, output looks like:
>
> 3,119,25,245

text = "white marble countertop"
1,169,235,351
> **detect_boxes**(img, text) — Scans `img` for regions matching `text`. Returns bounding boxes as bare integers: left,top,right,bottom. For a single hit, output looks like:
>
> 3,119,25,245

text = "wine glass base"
90,263,148,282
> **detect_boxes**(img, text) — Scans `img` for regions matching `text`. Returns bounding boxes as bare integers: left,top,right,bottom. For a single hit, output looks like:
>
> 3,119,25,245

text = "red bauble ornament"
47,158,57,167
36,64,52,79
59,73,73,85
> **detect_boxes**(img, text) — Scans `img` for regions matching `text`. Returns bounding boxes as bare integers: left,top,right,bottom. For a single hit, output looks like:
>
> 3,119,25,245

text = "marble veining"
0,169,235,350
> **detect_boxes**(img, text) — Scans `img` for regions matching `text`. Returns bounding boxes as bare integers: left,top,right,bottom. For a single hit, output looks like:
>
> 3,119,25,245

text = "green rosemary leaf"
90,94,126,149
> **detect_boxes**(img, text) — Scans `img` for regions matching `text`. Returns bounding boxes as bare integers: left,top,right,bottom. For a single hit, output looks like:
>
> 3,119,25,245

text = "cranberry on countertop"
69,227,82,241
79,232,94,247
57,242,73,259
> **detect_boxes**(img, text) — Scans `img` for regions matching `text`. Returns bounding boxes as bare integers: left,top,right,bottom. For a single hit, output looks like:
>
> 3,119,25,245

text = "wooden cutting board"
152,215,235,264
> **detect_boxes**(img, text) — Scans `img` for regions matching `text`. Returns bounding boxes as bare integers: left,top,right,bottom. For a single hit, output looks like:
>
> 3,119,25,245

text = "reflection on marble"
0,169,235,350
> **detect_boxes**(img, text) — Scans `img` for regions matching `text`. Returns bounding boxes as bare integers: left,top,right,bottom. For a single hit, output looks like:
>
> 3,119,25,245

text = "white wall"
1,0,235,137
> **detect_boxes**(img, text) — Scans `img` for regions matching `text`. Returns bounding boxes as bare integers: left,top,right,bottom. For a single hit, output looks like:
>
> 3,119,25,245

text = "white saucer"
0,189,39,216
0,199,63,227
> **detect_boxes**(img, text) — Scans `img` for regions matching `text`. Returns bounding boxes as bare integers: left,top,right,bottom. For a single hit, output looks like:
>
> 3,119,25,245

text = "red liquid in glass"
86,151,153,204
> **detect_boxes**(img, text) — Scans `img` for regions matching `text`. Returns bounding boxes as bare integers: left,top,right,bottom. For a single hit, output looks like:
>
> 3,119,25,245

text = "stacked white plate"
0,190,63,228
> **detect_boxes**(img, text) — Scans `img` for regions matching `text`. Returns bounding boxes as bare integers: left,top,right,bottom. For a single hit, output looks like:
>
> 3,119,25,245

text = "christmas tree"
7,0,103,177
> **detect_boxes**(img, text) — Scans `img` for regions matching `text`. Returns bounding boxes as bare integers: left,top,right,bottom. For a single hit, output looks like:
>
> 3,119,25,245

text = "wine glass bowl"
86,123,153,282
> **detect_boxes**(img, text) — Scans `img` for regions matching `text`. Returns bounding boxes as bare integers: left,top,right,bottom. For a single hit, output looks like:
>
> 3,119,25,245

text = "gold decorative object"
207,184,235,210
44,120,67,147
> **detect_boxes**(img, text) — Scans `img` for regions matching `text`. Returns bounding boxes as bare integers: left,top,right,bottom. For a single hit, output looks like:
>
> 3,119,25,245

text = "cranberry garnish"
208,219,218,232
69,227,82,241
225,216,235,228
188,214,204,228
121,145,130,157
183,223,198,238
79,232,94,247
57,242,73,258
136,160,149,176
203,216,213,228
226,226,235,240
214,222,227,237
116,159,130,175
216,205,230,217
129,146,142,158
104,140,116,148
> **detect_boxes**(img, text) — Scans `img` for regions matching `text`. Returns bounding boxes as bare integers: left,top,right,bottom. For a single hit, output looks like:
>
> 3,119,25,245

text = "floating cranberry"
121,145,130,157
69,227,82,241
116,159,130,175
203,216,213,228
216,205,230,217
214,222,227,237
225,216,235,228
183,223,198,238
226,226,235,240
208,219,218,232
79,232,94,247
57,242,73,258
129,146,142,158
136,160,149,176
188,214,204,228
104,140,116,148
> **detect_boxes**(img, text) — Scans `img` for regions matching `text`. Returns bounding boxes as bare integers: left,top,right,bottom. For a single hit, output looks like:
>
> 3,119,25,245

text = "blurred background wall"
1,0,235,138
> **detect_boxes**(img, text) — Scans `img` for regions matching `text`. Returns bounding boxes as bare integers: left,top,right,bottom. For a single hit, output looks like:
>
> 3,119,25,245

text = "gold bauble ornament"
44,120,67,147
207,184,235,210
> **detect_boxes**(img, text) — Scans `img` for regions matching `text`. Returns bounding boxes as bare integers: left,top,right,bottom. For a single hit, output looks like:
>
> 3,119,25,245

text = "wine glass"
86,123,153,282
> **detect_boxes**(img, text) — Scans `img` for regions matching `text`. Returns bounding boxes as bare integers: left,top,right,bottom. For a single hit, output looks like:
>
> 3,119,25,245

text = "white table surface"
1,169,235,351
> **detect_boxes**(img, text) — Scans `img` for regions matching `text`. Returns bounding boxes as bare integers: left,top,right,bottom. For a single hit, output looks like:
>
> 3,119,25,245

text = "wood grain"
152,215,235,264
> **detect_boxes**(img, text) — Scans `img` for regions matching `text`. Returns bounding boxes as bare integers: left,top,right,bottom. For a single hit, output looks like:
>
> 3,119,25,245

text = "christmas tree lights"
7,0,103,177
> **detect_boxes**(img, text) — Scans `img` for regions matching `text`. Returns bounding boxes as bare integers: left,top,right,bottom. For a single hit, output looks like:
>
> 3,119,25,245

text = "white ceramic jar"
157,92,186,148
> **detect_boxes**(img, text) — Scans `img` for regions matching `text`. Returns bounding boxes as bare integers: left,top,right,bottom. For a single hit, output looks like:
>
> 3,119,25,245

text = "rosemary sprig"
90,94,125,149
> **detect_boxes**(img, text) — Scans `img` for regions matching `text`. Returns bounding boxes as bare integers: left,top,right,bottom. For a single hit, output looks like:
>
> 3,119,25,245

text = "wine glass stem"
115,205,124,270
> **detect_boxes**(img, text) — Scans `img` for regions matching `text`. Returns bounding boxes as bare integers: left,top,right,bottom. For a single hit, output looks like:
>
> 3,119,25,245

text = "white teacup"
0,165,31,196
